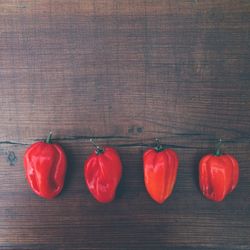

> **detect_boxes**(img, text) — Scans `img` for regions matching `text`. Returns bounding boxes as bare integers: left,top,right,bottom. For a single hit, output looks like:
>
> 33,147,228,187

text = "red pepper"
23,132,67,199
199,140,239,202
143,139,179,204
84,139,122,203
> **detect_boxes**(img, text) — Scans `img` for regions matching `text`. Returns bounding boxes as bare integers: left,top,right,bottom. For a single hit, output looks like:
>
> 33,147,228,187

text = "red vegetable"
199,140,239,202
23,132,67,199
84,139,122,203
143,139,179,204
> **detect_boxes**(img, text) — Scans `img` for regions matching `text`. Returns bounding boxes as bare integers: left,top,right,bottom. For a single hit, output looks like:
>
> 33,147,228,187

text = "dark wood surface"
0,1,250,249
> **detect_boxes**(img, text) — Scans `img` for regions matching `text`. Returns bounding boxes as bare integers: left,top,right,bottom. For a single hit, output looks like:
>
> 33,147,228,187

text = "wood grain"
0,1,250,249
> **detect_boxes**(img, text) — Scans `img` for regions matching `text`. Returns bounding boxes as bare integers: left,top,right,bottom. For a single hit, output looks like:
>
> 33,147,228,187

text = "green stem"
90,139,104,155
215,138,222,156
46,131,52,144
154,138,164,152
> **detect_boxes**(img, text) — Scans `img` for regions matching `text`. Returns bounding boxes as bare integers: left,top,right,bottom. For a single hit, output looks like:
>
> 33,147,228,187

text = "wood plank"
0,0,250,249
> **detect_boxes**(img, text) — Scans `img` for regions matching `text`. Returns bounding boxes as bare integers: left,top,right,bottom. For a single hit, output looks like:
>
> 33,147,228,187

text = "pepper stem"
215,138,222,156
90,139,104,155
45,131,53,144
154,138,164,152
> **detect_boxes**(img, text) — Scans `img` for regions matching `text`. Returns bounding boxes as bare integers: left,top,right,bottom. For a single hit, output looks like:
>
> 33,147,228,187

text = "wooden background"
0,1,250,249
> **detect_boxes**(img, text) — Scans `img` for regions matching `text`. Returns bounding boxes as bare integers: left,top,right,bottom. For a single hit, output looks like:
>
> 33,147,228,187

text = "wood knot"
7,151,17,166
128,126,144,134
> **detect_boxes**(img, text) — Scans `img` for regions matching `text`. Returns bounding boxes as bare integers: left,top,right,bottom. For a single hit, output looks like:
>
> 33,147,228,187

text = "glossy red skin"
199,154,239,202
24,142,67,199
84,147,122,203
143,148,179,204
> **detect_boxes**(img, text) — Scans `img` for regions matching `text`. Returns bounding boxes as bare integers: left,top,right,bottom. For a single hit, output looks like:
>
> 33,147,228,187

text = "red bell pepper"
143,139,179,204
199,140,239,202
24,132,67,199
84,139,122,203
